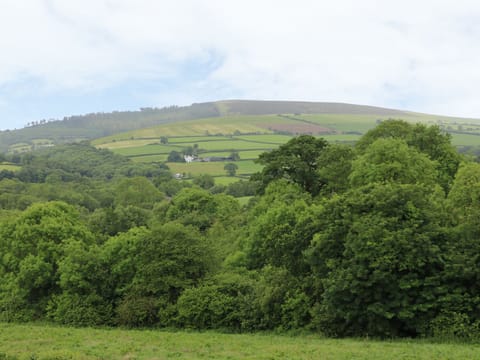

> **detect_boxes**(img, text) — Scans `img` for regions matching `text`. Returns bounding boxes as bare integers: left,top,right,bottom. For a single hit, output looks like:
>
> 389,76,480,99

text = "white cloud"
1,0,480,125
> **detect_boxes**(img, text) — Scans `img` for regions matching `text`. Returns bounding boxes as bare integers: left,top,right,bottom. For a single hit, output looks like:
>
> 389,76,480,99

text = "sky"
1,0,480,130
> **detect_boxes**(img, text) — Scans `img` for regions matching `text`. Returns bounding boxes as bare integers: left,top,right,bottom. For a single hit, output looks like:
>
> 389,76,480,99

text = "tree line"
0,120,479,339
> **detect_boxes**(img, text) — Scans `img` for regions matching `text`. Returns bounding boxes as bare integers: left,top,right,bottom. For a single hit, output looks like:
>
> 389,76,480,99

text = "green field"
199,150,268,160
1,323,479,359
0,163,21,171
167,136,233,143
296,113,381,133
91,112,480,176
91,115,277,145
130,154,169,163
111,144,183,157
234,134,293,143
212,176,245,185
97,139,161,149
91,113,377,173
450,132,480,146
167,160,262,177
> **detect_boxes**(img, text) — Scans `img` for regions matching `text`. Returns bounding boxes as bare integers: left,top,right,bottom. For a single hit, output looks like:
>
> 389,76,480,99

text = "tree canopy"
1,121,479,339
254,135,328,195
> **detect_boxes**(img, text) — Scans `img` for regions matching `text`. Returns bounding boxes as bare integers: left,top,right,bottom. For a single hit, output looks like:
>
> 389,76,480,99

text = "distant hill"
215,100,410,116
0,100,478,153
0,103,220,153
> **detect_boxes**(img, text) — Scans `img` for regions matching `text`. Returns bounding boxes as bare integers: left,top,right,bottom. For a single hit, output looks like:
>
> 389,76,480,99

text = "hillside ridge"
216,99,410,116
1,99,477,153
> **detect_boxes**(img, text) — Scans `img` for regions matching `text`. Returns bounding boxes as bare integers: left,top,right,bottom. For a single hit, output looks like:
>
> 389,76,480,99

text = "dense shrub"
176,273,256,330
47,293,113,327
116,295,159,327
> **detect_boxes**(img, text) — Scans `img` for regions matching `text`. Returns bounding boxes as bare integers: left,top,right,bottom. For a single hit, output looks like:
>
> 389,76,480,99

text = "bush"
116,295,159,327
426,312,480,341
225,180,259,197
47,293,112,327
176,273,256,331
193,174,215,189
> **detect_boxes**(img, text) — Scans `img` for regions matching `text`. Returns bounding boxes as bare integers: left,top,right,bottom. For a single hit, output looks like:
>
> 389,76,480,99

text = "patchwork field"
92,112,480,177
1,323,479,360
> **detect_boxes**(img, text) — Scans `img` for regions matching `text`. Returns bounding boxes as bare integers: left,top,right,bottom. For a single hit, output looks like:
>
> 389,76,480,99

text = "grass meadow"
1,323,480,359
211,176,246,185
167,160,262,177
91,113,480,178
0,163,20,171
450,132,480,146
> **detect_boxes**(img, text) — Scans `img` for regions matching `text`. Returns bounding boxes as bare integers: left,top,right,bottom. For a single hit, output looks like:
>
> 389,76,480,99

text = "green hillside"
0,103,220,153
2,120,480,341
92,109,480,177
3,99,479,155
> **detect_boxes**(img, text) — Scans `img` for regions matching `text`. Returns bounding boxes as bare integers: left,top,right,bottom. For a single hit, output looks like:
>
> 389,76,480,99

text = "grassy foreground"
1,323,480,359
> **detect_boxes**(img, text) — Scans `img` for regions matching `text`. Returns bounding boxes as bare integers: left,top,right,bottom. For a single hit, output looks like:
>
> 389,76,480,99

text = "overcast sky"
1,0,480,130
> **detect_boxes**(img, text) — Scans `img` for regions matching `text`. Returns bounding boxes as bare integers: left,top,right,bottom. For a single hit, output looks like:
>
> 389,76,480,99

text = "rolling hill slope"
2,100,479,154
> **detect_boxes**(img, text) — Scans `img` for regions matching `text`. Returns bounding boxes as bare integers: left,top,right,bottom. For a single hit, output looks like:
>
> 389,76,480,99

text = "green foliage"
116,294,160,327
0,202,94,319
316,144,355,196
176,268,312,331
192,174,215,189
129,223,212,301
0,120,479,339
245,198,321,276
176,272,257,330
166,187,232,231
114,177,164,209
225,180,259,197
230,151,240,161
101,227,149,297
349,139,437,187
47,292,112,327
155,178,190,197
440,163,480,321
307,183,448,337
356,120,461,190
254,135,328,195
251,267,312,330
167,150,184,162
425,312,480,341
447,162,480,225
355,119,412,151
224,163,238,176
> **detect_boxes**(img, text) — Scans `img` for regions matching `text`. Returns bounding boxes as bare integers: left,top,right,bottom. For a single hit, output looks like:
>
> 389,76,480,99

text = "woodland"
0,119,479,339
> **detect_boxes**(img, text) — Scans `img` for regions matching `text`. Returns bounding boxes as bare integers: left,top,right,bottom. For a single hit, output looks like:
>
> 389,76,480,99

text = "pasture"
450,132,480,146
92,113,480,177
0,163,20,172
1,323,479,359
168,160,262,177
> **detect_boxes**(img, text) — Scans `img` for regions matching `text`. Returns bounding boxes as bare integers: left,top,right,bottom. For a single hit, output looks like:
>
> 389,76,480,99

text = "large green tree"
316,144,355,196
440,163,480,320
307,183,449,337
115,223,212,326
245,197,321,276
356,120,461,190
0,201,94,320
349,138,438,187
254,135,328,195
